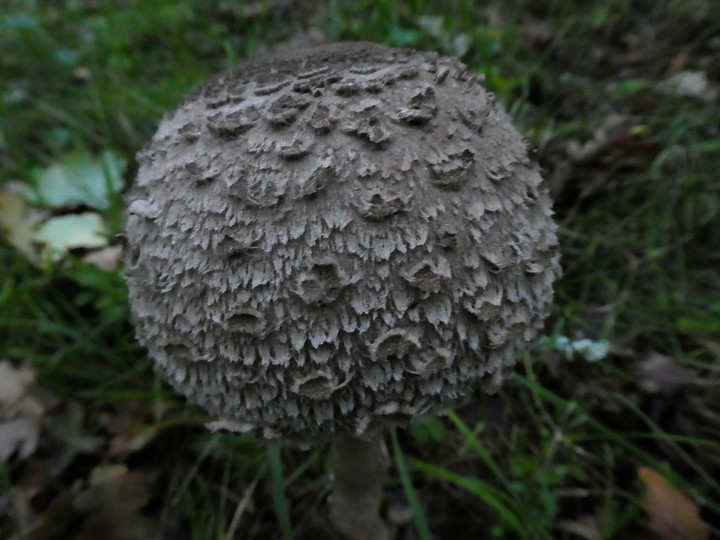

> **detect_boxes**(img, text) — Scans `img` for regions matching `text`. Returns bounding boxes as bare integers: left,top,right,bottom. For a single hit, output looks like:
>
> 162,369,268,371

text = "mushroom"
124,42,560,540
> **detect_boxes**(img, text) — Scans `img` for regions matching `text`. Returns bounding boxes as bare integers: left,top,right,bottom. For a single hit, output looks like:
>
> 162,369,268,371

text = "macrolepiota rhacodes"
123,42,560,540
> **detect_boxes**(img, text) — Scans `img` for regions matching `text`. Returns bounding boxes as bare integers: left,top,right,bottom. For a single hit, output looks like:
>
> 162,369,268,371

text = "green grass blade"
269,445,293,540
409,458,528,537
390,429,432,540
171,433,221,506
446,410,513,489
614,392,720,497
515,374,720,515
515,373,662,462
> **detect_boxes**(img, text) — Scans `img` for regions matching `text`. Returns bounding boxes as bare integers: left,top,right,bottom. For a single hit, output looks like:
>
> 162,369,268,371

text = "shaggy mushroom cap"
124,42,560,443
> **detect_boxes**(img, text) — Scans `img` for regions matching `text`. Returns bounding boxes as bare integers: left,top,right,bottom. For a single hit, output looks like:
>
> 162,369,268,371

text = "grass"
391,429,432,540
1,0,719,538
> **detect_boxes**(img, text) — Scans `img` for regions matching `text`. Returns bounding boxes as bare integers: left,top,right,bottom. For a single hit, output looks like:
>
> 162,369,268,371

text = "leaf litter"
0,361,55,464
1,149,125,268
638,466,710,540
0,189,40,262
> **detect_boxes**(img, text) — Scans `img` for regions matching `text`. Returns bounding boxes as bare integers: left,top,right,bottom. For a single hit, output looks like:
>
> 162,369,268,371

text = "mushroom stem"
330,431,390,540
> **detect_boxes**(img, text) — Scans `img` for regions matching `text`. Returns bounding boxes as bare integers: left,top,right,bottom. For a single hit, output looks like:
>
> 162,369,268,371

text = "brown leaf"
7,462,58,535
82,245,123,272
0,361,36,408
0,190,37,261
99,401,207,458
0,418,40,462
557,515,603,540
0,361,54,463
44,402,104,474
99,401,158,458
635,352,698,395
669,52,690,73
638,466,710,540
565,114,632,165
521,18,554,50
72,464,160,540
24,492,77,540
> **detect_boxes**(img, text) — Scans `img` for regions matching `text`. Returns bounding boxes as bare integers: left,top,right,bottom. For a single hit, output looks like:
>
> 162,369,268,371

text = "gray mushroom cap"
124,42,560,444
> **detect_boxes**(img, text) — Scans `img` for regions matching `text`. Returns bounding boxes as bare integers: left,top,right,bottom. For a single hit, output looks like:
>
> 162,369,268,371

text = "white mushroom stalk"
124,42,560,539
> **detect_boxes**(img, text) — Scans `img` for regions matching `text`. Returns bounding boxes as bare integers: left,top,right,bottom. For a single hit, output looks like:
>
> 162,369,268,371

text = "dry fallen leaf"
0,190,37,260
99,401,158,458
33,212,109,261
99,401,207,458
17,464,159,540
0,361,36,407
0,418,39,462
557,514,603,540
72,464,159,540
82,244,123,272
0,361,52,463
521,18,554,50
638,466,710,540
635,352,698,395
657,70,718,103
44,402,105,475
565,114,632,165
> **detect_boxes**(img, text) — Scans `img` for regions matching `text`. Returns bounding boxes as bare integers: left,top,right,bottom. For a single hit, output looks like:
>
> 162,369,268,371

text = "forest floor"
1,1,719,539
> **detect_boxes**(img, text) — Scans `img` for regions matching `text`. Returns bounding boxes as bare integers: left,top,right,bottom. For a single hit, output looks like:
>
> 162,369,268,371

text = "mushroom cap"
124,42,560,443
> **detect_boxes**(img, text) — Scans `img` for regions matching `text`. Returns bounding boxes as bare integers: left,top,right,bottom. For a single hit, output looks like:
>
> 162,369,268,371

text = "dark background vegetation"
1,1,718,538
